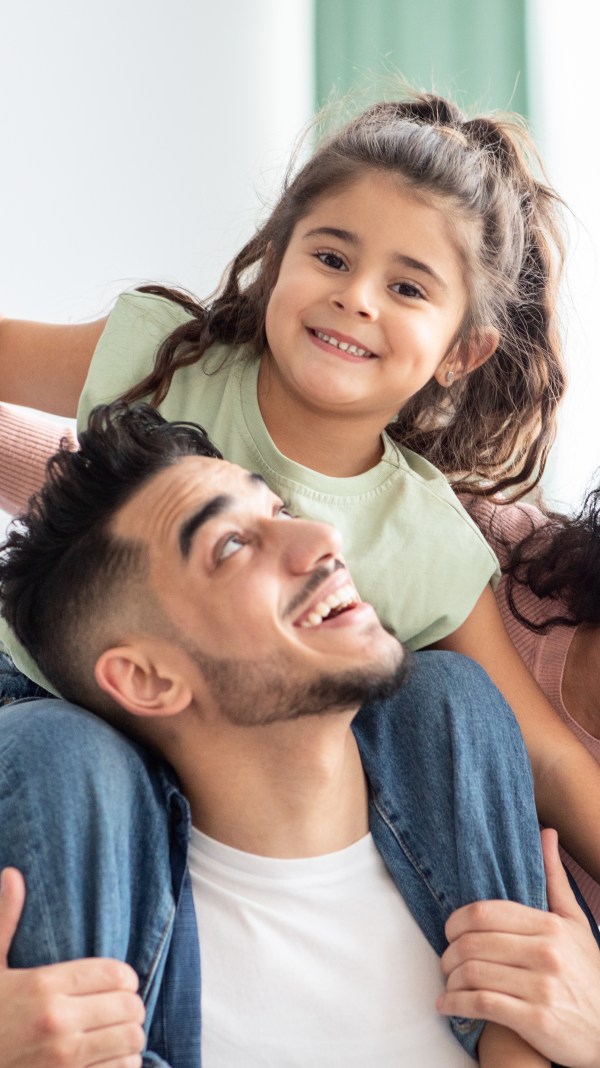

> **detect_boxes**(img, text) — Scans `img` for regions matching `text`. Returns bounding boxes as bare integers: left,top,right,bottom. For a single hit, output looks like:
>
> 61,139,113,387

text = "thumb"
541,827,585,923
0,868,26,968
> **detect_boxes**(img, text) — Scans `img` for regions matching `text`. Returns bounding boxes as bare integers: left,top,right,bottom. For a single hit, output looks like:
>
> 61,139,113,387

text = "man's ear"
95,643,193,718
435,328,500,389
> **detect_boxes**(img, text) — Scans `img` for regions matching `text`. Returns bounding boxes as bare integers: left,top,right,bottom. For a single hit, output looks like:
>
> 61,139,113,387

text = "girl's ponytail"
390,106,566,498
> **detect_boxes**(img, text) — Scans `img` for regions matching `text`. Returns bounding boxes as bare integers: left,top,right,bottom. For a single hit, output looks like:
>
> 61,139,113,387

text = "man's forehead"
112,456,270,542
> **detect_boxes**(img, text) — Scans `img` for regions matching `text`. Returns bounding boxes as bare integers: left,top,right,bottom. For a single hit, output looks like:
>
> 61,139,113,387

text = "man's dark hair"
0,402,222,712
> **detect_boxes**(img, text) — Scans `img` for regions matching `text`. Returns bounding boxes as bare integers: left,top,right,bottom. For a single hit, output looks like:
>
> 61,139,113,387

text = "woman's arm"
0,405,77,514
0,316,107,416
435,584,600,885
440,830,600,1068
478,1022,549,1067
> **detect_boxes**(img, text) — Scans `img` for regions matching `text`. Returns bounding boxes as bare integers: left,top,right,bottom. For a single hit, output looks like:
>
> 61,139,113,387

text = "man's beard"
182,640,410,727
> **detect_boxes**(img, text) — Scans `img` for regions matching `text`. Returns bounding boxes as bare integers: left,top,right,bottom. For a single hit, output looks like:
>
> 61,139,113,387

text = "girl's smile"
261,170,471,446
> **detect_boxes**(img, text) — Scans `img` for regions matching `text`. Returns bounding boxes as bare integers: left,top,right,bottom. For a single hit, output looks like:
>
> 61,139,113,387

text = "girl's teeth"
316,331,370,358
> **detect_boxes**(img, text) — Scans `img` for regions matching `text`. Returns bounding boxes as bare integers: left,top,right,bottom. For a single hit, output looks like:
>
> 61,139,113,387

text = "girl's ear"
95,643,193,719
436,328,500,388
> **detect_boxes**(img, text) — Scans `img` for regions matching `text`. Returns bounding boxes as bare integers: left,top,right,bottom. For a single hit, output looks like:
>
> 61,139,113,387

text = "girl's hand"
438,830,600,1068
0,868,145,1067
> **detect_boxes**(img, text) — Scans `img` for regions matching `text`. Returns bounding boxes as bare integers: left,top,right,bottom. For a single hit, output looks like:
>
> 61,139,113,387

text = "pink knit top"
0,405,77,515
472,497,600,921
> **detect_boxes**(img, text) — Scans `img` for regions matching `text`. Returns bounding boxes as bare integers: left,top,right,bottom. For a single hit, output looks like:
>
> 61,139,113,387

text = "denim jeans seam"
139,902,177,1006
371,794,446,908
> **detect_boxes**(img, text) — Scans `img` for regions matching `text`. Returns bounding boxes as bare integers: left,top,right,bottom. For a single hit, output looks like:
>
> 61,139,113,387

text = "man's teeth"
315,331,372,358
300,584,357,628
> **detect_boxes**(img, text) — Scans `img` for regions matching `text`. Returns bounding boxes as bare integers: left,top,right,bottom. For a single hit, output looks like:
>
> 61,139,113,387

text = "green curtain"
314,0,528,118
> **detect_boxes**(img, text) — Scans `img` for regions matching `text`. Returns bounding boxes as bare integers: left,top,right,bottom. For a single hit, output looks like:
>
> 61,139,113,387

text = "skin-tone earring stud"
445,369,455,384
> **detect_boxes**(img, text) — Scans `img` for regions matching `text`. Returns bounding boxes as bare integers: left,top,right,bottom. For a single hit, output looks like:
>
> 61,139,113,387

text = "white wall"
1,0,314,322
0,0,313,530
528,0,600,509
7,1,594,510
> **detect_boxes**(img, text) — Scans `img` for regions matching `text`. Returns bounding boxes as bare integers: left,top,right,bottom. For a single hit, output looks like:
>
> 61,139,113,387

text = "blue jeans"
0,652,560,1064
0,651,52,703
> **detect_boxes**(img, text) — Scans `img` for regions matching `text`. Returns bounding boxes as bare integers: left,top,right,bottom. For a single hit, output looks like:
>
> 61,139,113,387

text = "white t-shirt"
188,828,472,1067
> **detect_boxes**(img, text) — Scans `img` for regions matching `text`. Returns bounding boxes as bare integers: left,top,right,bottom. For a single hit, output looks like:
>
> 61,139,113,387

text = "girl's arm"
0,316,107,416
479,1022,549,1067
0,405,77,514
435,584,600,885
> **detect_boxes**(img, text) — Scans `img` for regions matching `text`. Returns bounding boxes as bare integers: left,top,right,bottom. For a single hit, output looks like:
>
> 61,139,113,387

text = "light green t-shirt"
1,290,499,690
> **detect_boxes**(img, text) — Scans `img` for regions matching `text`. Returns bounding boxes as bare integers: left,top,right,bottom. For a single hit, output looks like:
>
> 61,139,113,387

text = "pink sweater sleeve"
0,404,77,514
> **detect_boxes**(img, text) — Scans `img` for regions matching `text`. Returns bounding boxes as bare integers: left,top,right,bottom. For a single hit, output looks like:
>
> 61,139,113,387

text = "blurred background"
1,0,597,509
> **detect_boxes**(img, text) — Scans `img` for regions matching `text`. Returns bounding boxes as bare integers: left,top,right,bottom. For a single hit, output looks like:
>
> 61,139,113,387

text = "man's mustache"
284,559,345,619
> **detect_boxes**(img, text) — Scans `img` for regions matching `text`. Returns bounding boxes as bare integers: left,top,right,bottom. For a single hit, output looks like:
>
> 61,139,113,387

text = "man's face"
112,457,406,725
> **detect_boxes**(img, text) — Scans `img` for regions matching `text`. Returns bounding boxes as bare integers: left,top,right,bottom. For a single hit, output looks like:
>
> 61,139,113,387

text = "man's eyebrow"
303,226,446,289
178,475,268,559
179,495,234,559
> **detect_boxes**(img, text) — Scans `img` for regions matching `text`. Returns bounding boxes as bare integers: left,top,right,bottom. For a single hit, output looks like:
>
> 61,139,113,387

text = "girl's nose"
330,276,379,320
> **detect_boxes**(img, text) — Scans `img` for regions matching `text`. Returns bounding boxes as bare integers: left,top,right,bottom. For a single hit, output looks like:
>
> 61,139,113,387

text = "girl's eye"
278,506,295,519
217,534,247,562
391,281,425,299
315,250,347,271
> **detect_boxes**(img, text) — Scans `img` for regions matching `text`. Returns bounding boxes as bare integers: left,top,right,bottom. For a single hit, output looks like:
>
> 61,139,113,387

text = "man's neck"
166,712,369,858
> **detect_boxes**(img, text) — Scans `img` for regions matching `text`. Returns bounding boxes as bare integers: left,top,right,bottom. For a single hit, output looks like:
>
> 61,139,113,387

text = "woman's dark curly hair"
122,91,567,499
504,480,600,632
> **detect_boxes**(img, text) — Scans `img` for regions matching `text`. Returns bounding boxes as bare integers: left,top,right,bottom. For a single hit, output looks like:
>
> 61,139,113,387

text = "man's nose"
279,518,344,573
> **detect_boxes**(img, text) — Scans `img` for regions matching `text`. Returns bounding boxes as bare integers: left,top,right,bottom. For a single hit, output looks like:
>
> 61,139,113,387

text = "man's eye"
218,534,246,561
315,250,347,271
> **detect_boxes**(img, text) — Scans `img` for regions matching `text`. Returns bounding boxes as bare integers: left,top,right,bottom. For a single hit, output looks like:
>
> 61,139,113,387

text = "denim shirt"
1,652,549,1065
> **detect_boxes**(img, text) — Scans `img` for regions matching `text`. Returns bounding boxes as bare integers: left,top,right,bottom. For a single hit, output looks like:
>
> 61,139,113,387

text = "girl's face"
263,172,470,427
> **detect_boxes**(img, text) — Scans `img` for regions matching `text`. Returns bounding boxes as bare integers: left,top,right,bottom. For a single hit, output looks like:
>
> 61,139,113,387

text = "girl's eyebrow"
302,226,446,289
303,225,356,244
392,253,447,290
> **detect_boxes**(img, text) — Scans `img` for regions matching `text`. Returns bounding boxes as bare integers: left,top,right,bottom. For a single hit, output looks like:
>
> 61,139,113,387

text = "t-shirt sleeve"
77,291,195,434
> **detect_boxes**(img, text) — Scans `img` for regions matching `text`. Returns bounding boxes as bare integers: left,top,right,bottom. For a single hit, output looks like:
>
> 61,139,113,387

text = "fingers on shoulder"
445,898,550,941
35,956,139,996
440,989,557,1037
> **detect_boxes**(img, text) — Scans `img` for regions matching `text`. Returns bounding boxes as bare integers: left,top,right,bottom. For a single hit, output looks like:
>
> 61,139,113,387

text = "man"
0,402,593,1066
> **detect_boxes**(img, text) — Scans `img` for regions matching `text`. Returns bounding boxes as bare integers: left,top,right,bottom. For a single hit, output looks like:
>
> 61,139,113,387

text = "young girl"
1,94,600,893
